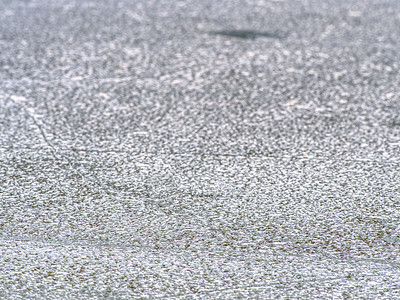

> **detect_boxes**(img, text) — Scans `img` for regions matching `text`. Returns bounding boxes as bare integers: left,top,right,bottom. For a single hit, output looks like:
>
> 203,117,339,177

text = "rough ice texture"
0,0,400,298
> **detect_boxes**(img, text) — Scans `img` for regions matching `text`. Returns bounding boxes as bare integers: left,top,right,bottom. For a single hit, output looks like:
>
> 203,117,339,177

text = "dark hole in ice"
209,30,284,39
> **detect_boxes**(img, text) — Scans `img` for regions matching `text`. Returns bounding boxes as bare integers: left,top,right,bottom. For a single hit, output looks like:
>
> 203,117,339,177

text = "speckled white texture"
0,0,400,298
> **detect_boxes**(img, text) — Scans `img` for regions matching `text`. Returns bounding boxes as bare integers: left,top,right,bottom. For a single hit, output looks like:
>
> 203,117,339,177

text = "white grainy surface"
1,0,400,298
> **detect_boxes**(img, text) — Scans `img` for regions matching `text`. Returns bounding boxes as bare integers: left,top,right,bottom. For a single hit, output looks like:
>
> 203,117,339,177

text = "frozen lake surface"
1,0,400,298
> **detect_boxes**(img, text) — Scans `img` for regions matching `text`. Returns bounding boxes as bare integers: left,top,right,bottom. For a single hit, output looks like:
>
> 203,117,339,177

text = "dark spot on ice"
209,30,284,40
